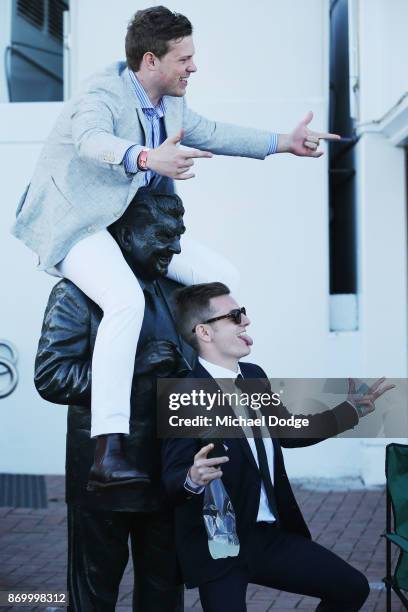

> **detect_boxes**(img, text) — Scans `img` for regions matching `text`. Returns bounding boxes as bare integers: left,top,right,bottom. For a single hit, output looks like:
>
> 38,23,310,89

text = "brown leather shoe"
86,433,150,491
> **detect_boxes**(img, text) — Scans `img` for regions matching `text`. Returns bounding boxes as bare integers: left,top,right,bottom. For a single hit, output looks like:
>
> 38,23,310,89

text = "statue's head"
109,187,185,280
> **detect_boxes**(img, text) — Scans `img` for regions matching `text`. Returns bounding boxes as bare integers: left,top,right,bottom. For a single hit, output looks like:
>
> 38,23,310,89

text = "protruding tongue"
240,333,253,346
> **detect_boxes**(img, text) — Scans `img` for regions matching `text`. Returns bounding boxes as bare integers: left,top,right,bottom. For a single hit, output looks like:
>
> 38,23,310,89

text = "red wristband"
137,149,150,171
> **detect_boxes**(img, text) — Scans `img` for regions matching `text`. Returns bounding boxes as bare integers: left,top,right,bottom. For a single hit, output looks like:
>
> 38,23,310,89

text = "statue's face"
127,213,185,280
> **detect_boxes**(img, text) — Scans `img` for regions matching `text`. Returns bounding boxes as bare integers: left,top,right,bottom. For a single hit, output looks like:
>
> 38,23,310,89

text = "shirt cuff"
184,472,205,494
267,133,279,155
346,399,362,419
123,144,143,173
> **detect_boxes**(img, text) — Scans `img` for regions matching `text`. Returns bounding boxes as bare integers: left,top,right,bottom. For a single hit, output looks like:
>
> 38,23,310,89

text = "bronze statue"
34,188,194,611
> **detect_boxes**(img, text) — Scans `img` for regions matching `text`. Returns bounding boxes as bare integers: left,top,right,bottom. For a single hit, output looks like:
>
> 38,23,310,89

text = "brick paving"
0,477,406,611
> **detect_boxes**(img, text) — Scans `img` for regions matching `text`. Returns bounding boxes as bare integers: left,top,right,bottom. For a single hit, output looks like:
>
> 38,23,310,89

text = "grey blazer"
11,62,271,270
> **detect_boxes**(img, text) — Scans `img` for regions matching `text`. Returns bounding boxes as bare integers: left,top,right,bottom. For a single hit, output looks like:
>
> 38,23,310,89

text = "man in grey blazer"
11,5,339,271
11,6,341,490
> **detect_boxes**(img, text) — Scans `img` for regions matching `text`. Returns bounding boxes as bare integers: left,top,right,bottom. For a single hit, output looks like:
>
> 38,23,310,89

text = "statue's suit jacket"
34,276,195,512
161,361,359,588
11,61,271,270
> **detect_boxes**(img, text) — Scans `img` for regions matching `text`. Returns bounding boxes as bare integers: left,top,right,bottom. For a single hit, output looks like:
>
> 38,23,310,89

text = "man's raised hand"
188,443,229,486
278,111,341,157
347,377,396,417
146,128,213,180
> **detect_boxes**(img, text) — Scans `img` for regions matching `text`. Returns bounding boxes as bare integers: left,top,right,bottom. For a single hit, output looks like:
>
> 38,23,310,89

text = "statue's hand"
134,339,191,377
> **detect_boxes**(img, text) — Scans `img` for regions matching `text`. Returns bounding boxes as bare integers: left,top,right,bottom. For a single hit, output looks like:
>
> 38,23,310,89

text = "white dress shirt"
184,357,277,523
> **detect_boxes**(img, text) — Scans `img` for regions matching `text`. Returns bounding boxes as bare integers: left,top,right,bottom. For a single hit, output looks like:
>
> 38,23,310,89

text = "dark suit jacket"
34,276,195,512
161,361,359,588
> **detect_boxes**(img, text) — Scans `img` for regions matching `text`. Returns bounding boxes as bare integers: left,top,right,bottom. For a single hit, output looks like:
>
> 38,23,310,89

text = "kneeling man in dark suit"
161,282,393,611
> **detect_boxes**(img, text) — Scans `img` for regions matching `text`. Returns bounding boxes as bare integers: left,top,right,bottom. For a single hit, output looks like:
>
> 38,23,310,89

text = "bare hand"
279,111,340,157
146,129,213,180
347,377,396,417
188,443,229,486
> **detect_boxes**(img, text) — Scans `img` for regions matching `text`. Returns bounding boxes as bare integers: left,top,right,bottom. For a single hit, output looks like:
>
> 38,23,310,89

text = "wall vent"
0,473,48,509
17,0,45,30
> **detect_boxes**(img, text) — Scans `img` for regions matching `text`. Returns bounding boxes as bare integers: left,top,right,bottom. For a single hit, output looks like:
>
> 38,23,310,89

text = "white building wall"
1,0,407,481
358,0,408,123
0,104,66,474
352,0,408,483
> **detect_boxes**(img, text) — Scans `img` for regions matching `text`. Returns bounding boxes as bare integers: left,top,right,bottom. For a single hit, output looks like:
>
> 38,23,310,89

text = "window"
329,0,357,296
329,0,359,331
1,0,69,102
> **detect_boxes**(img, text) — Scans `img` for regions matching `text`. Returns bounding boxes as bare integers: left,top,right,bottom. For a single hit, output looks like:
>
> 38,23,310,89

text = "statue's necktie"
141,281,163,342
235,374,279,522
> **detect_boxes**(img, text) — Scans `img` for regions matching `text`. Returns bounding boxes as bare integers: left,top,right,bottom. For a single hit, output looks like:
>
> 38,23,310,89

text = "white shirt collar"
198,357,242,379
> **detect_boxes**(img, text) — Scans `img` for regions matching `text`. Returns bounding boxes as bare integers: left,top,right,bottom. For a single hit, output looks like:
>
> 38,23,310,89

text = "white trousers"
55,230,239,437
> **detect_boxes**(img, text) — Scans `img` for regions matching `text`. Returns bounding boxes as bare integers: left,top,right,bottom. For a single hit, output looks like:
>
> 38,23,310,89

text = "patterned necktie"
143,107,162,186
235,374,279,521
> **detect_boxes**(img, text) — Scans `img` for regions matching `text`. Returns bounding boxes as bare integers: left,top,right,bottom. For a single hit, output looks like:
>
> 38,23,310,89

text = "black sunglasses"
192,307,246,333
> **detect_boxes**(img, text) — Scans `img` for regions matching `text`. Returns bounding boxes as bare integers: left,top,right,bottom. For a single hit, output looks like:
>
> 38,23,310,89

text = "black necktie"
140,281,172,348
141,283,156,333
235,374,279,522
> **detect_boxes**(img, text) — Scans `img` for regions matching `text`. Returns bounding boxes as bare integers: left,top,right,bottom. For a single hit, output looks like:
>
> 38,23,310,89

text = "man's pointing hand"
146,128,213,180
277,110,341,157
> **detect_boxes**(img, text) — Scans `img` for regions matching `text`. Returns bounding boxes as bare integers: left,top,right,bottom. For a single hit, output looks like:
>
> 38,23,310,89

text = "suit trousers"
67,505,184,612
198,522,369,612
55,229,239,437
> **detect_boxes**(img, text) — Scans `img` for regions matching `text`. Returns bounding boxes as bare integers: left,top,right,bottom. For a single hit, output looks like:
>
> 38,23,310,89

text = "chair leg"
386,487,392,612
386,583,392,612
386,539,392,611
394,585,408,609
385,487,392,612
